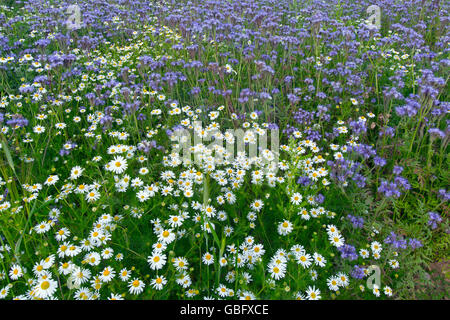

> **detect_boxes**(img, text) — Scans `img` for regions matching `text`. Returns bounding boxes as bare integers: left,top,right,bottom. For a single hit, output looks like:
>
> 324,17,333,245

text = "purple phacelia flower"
428,212,443,230
338,244,358,261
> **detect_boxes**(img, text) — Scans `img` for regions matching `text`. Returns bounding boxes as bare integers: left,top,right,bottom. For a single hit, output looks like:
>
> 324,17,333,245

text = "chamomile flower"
384,286,393,297
85,252,101,266
297,253,312,268
268,262,286,280
389,259,400,269
100,248,113,259
58,261,74,275
99,266,115,282
85,190,100,202
327,276,340,291
250,199,264,212
337,273,349,287
34,277,58,299
32,261,47,276
107,156,128,174
158,229,176,244
294,291,306,300
329,233,344,247
9,264,23,280
119,268,131,281
371,241,382,253
172,257,189,271
128,278,145,295
71,267,92,287
109,293,124,300
148,252,167,270
0,286,9,299
202,252,214,265
34,221,51,234
372,284,381,297
360,249,370,258
44,175,59,186
70,166,84,180
313,253,327,267
305,286,321,300
290,192,303,205
278,220,293,235
240,291,256,300
217,284,229,297
151,275,167,290
55,228,70,241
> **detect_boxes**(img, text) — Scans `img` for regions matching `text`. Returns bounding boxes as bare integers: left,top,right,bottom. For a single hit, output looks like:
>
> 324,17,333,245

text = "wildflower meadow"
0,0,448,302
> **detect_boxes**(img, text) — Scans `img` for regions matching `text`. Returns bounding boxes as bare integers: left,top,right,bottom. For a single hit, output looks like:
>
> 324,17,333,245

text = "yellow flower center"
40,281,50,290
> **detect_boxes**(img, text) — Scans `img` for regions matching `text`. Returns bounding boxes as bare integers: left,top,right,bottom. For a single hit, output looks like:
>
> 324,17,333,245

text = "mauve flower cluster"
347,214,364,229
338,244,358,261
350,265,366,280
427,212,443,230
384,232,423,250
377,176,411,199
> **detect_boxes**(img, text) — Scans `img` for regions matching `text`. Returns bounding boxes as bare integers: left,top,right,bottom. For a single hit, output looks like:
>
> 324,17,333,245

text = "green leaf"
1,138,17,176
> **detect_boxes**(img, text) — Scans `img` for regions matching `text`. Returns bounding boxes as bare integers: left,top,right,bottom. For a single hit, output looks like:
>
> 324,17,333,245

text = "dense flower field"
0,0,448,300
